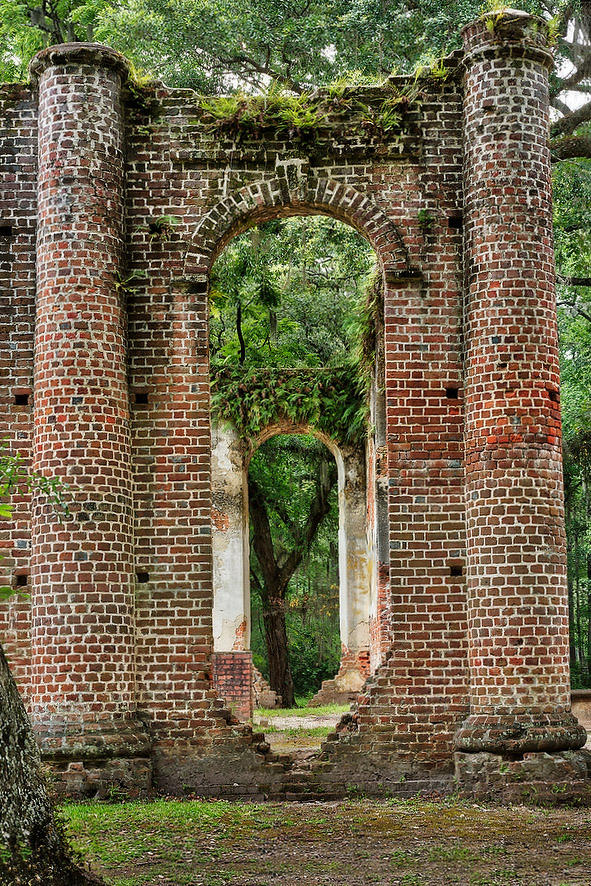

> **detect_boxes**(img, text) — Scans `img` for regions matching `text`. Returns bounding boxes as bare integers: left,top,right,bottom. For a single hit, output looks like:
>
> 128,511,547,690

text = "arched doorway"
206,211,380,721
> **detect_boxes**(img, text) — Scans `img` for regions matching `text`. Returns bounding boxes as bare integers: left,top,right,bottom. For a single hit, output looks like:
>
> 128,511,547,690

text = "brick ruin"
1,9,590,802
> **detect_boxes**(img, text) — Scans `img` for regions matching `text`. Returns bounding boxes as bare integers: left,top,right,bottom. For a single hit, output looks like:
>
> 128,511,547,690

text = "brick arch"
183,173,410,280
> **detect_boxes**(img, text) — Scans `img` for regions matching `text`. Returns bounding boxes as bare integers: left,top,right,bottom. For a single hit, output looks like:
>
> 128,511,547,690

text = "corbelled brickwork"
0,10,588,803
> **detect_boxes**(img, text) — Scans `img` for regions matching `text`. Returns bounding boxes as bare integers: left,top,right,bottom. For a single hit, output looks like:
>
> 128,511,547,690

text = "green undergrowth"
197,53,454,143
210,365,367,446
63,798,591,886
256,725,333,737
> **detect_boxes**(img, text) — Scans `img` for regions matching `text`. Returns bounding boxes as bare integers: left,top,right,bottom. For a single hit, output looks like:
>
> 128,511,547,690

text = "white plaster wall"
211,423,250,651
340,450,371,655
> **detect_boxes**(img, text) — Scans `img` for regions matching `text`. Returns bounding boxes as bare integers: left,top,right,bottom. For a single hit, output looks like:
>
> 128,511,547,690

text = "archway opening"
209,212,381,750
249,433,340,742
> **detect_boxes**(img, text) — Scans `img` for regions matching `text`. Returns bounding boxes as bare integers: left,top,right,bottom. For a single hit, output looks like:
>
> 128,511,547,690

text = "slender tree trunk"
249,453,336,707
263,594,295,708
575,525,583,676
0,645,103,886
236,302,246,364
566,498,577,666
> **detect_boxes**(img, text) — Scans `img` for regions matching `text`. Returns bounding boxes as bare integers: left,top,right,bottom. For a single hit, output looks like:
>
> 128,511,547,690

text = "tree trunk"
566,497,577,666
249,452,336,707
263,595,295,708
0,645,103,886
575,524,583,677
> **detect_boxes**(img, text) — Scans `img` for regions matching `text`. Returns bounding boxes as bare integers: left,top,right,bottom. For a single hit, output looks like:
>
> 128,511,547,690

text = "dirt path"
253,712,341,730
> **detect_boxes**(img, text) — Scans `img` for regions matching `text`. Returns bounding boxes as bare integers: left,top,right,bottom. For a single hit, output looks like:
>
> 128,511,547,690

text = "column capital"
29,42,131,85
462,9,554,69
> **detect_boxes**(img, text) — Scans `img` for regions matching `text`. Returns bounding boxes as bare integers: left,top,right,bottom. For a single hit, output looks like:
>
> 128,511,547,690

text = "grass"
62,797,591,886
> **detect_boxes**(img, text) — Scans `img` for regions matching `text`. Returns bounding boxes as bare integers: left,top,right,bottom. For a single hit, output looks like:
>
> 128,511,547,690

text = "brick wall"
0,83,37,694
0,13,584,802
212,652,253,721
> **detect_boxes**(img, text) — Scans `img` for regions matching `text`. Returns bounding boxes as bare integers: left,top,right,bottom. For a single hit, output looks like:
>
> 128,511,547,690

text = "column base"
455,711,587,754
309,650,370,707
454,749,591,805
253,667,282,709
308,667,366,706
35,716,152,799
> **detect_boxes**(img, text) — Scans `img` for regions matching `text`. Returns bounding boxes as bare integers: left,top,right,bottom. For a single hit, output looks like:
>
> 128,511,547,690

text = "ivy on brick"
210,364,367,446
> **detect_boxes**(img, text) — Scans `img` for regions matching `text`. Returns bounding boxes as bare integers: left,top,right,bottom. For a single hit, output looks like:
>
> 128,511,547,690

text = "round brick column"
456,11,585,756
28,44,149,791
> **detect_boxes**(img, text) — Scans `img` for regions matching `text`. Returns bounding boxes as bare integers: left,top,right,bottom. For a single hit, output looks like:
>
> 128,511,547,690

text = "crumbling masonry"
1,10,589,802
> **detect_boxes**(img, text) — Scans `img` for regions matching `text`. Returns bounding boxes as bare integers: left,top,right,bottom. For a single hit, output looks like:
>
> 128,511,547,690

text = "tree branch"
551,101,591,139
558,298,591,324
551,134,591,161
559,276,591,287
559,52,591,94
279,457,337,582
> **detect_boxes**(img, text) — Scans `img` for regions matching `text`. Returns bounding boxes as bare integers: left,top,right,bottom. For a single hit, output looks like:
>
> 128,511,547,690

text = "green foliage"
212,365,366,446
210,216,373,447
201,86,326,140
286,622,341,696
252,614,341,699
553,157,591,684
417,208,435,232
147,214,180,239
70,0,489,93
0,0,110,81
200,79,415,141
255,702,348,717
210,216,374,371
0,443,68,600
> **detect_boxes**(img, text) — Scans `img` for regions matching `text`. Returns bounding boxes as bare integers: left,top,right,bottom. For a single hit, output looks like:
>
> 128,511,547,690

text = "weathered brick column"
456,11,586,791
28,44,150,796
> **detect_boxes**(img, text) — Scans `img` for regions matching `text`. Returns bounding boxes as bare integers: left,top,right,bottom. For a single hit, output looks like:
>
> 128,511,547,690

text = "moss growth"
63,798,591,886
